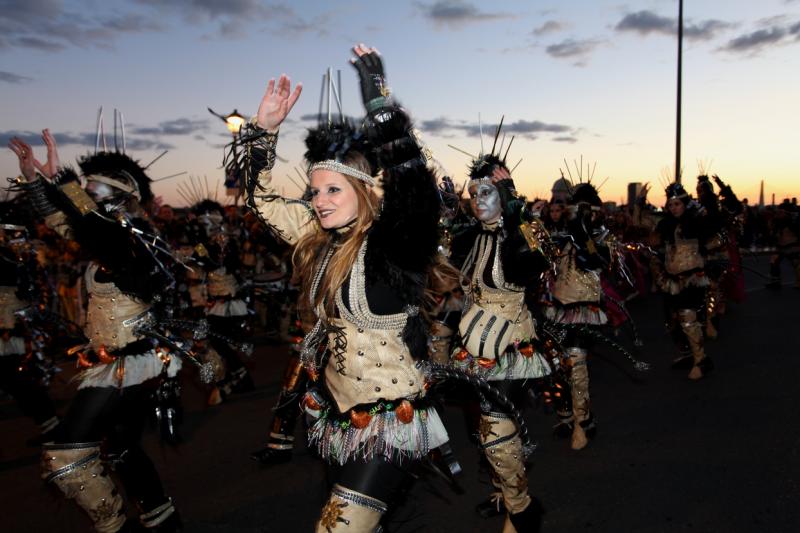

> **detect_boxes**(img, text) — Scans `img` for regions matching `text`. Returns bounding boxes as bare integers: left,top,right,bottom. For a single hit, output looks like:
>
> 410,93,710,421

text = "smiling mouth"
318,209,334,219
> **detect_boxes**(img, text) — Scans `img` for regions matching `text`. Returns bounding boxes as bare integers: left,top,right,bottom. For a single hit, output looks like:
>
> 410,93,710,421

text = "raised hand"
7,137,38,181
38,129,60,178
256,74,302,132
350,43,388,108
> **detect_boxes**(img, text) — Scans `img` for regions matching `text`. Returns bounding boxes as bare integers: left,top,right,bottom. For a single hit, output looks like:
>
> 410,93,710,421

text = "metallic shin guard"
566,347,591,450
316,484,387,532
42,443,126,533
677,309,706,380
479,412,531,515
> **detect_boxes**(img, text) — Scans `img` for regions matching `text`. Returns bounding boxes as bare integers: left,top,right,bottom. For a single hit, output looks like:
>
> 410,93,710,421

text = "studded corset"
665,227,704,275
319,238,425,413
460,232,535,342
84,263,151,352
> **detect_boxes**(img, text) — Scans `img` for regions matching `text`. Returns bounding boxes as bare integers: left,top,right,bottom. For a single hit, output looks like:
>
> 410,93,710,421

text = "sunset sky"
2,0,798,207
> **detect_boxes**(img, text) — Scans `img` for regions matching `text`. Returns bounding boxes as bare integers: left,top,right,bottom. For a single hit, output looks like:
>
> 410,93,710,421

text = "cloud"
418,116,574,141
0,130,174,151
615,10,731,41
415,1,510,28
615,10,674,36
130,118,210,136
719,26,788,53
0,1,162,52
0,71,33,84
545,38,603,60
533,20,565,36
552,136,578,143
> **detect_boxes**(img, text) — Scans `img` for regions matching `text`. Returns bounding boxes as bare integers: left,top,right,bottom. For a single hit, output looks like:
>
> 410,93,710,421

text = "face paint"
468,182,502,223
85,181,115,203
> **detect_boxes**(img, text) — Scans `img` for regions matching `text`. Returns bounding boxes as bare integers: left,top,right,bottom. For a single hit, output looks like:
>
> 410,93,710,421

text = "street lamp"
208,107,248,203
208,107,246,136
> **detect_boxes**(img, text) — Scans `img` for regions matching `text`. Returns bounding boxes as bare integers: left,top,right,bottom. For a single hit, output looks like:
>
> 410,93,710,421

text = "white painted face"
309,169,359,230
468,182,502,223
85,180,115,203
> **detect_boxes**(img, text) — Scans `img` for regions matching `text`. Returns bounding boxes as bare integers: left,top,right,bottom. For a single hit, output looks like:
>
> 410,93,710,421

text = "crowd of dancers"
3,44,799,532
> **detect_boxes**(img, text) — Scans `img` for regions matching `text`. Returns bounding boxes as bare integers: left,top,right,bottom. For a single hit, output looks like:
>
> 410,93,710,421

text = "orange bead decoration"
395,400,414,424
349,410,372,429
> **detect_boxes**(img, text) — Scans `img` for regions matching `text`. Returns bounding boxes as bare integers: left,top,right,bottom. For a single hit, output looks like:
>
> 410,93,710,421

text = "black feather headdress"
304,120,377,172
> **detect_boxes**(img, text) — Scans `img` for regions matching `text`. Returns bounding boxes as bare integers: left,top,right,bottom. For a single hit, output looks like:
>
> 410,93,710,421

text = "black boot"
475,495,505,518
250,444,292,465
508,498,544,532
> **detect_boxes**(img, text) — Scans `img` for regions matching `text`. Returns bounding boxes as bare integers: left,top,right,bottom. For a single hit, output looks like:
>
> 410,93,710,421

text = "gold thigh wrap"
479,414,531,514
316,484,387,532
41,445,125,533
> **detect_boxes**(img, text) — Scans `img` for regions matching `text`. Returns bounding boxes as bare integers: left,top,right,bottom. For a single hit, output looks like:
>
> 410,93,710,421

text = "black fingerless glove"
351,51,390,113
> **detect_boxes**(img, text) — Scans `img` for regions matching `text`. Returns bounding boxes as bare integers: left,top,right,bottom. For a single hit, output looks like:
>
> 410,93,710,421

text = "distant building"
627,182,643,207
551,177,571,202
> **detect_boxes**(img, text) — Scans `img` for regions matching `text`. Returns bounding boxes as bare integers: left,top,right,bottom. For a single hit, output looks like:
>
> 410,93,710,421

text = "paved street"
2,256,799,532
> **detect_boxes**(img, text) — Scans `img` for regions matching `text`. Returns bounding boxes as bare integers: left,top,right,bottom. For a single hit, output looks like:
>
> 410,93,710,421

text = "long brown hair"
292,152,380,318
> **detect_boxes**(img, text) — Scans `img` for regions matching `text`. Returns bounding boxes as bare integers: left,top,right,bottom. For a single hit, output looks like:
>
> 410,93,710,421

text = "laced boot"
315,484,387,532
678,309,712,380
42,443,126,532
567,347,594,450
477,412,531,520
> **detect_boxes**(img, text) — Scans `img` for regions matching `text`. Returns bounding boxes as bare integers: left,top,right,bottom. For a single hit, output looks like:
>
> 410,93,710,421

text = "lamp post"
208,107,247,203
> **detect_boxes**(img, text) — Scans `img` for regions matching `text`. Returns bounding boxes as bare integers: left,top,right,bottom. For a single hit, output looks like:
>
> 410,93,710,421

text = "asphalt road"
1,256,798,532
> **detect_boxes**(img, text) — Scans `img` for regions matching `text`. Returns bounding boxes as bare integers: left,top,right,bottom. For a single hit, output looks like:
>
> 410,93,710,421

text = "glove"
351,51,390,111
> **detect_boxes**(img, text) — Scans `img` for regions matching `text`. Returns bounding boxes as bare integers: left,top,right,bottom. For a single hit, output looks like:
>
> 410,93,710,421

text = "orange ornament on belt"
349,410,372,429
395,400,414,424
303,392,322,411
518,344,534,357
477,357,497,369
454,349,469,361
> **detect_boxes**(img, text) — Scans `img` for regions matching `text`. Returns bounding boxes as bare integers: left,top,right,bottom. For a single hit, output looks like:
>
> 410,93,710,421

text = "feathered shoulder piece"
78,151,153,203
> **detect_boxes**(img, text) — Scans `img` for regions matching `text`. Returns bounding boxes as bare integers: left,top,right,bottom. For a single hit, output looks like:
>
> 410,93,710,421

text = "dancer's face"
468,182,501,223
667,198,686,218
549,203,564,222
310,169,359,229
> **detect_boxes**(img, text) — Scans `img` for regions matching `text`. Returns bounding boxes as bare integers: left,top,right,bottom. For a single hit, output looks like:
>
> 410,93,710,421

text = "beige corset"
0,286,26,329
666,238,703,275
551,248,601,305
207,269,237,298
472,286,535,344
324,319,426,413
85,264,150,351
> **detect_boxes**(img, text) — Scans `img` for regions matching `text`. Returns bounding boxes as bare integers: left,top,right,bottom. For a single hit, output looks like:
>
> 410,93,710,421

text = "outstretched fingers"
287,82,303,109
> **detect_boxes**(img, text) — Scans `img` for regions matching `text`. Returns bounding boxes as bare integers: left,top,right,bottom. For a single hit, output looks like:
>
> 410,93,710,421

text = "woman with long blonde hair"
241,44,447,531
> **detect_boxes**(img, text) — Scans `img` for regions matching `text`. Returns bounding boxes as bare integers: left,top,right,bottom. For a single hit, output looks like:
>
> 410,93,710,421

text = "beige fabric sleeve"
250,167,317,246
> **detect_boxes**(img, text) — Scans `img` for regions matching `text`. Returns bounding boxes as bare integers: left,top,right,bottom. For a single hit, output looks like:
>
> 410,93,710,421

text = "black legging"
55,384,168,511
329,455,412,506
